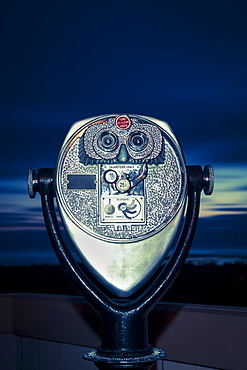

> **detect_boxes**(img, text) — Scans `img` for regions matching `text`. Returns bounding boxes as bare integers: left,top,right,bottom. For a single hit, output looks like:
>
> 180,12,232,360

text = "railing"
0,293,246,370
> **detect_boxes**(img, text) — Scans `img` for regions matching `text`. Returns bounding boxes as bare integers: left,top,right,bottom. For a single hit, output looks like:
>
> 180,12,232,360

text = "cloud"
198,164,247,217
1,213,246,266
0,230,57,266
0,165,246,266
191,213,247,258
1,2,247,173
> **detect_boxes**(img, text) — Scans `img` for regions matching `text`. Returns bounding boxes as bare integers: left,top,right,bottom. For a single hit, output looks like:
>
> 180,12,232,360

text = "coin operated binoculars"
28,114,213,370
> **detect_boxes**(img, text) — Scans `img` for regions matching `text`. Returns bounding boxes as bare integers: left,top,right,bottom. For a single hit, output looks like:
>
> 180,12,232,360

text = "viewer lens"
98,131,118,151
128,132,148,152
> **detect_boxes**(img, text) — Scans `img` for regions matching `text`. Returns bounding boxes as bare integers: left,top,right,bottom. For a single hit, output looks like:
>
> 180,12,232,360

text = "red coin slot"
116,115,131,129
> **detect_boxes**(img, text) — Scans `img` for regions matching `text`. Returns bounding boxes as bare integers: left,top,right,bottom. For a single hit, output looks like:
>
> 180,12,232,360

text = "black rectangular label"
67,174,97,190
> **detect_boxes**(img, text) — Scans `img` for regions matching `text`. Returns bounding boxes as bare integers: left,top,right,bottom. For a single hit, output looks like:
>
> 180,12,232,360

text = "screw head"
203,165,214,195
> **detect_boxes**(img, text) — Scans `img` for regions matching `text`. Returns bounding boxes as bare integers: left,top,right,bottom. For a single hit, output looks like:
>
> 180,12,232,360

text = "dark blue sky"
1,0,247,265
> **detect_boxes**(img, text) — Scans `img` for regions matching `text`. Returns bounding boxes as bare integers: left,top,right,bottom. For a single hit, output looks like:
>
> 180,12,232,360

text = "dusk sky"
1,0,247,266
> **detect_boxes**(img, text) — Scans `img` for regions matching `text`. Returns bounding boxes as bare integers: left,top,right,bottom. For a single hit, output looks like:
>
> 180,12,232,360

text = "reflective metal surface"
56,114,187,297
